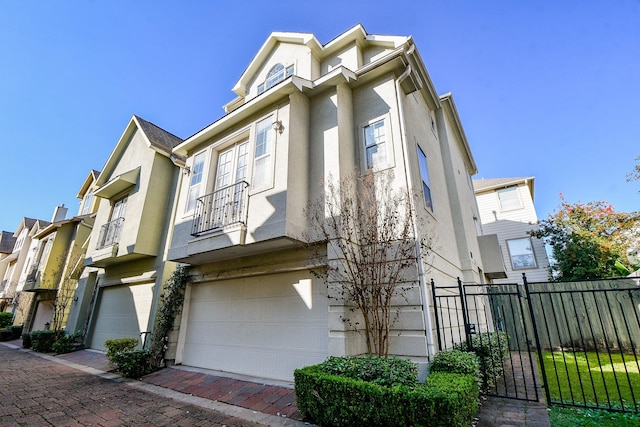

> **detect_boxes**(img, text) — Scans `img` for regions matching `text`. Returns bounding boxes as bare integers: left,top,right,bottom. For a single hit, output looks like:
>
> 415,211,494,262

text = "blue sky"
1,1,639,230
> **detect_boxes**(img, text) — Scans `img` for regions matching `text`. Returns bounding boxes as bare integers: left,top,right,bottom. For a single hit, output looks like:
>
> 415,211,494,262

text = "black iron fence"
192,181,249,236
432,275,640,412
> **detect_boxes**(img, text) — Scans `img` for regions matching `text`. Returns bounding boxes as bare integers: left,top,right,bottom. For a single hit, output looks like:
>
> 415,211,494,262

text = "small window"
497,187,522,211
186,152,206,212
257,63,294,94
507,237,537,269
81,191,94,215
417,146,433,211
363,119,388,170
252,117,274,189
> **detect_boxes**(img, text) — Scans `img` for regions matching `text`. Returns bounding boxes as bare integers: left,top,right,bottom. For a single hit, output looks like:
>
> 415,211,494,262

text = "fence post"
522,272,550,404
457,277,472,351
430,278,443,352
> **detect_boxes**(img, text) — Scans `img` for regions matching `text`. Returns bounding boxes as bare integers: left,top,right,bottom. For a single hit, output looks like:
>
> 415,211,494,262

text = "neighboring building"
18,205,95,333
0,231,17,312
474,177,550,283
166,25,499,381
76,115,183,351
0,217,49,323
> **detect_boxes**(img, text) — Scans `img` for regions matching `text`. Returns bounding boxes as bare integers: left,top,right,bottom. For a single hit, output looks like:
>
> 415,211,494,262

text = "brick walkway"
2,340,552,426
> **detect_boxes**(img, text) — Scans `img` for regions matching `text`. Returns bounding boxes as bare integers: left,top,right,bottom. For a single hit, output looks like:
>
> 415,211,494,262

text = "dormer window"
257,63,294,94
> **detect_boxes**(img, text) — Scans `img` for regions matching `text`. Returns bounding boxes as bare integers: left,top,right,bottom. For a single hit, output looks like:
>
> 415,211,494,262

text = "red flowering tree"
531,195,640,280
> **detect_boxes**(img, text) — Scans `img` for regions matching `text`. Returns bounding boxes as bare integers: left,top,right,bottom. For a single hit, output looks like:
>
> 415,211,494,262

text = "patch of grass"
541,351,640,410
549,406,640,427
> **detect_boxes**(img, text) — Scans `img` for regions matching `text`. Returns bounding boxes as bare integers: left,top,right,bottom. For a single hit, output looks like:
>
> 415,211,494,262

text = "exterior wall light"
272,120,284,134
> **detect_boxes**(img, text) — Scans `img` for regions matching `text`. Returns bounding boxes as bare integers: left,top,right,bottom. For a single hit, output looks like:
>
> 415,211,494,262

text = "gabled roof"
0,231,16,254
232,24,409,98
96,115,183,187
76,169,101,199
13,217,38,237
473,177,536,200
440,93,477,175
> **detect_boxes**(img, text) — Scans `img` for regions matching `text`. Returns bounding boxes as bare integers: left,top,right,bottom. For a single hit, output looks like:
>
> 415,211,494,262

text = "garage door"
181,271,328,382
90,282,154,351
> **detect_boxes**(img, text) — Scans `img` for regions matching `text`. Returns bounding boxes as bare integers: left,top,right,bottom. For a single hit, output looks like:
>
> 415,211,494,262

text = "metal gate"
432,279,541,402
432,276,640,412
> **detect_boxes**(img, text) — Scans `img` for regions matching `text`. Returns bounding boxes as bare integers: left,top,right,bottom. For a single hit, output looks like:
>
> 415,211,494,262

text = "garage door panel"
90,283,154,351
182,272,328,381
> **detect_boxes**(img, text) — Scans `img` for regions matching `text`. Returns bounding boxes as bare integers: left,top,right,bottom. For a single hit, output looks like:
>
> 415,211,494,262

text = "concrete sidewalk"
2,340,552,426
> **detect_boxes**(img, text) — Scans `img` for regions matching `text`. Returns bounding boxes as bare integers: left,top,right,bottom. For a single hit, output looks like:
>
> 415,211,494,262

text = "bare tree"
305,171,433,356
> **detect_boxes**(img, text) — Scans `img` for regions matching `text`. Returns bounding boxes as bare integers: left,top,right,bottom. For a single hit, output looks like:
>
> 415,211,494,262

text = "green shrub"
320,355,418,388
9,325,23,339
22,332,31,348
0,312,13,328
0,329,13,341
294,365,479,427
111,349,155,378
455,331,509,388
104,337,139,364
430,349,482,390
30,330,56,352
51,331,81,354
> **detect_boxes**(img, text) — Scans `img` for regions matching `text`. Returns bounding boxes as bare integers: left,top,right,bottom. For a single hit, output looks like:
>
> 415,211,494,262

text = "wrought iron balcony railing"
192,181,249,236
25,264,40,285
96,217,125,250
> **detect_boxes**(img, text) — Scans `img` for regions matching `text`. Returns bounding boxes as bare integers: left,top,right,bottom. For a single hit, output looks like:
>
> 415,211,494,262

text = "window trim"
506,237,537,270
361,115,393,171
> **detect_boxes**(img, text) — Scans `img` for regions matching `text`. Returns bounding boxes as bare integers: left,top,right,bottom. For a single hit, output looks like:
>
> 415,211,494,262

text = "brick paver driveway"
0,346,264,426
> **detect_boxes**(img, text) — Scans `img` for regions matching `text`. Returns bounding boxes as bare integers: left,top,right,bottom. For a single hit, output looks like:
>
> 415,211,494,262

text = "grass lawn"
549,406,640,427
540,351,640,410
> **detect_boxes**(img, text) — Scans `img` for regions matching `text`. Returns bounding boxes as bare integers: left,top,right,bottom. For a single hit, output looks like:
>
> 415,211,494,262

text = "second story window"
417,146,433,211
497,186,523,211
97,196,127,249
81,191,94,215
252,117,274,189
363,119,388,170
186,152,206,212
257,63,294,94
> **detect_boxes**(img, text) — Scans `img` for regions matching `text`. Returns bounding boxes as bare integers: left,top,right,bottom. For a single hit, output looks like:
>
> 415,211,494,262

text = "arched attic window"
257,63,294,94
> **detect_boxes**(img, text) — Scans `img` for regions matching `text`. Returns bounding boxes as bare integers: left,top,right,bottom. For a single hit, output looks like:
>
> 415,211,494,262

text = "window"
81,191,94,215
257,63,294,94
507,237,537,269
186,152,206,212
417,146,433,211
252,117,274,189
363,119,388,170
497,186,522,211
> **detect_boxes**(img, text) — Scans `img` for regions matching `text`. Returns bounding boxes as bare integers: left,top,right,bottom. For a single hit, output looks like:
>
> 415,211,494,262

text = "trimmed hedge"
294,365,478,427
429,349,482,390
454,331,509,389
320,355,418,388
30,330,56,352
9,325,23,339
0,312,13,328
110,349,155,379
104,338,139,362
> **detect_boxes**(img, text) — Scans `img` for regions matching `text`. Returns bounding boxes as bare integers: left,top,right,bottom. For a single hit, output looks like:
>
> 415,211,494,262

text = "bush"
294,365,478,427
9,325,23,339
455,331,509,389
111,349,155,378
430,349,482,390
51,331,82,354
22,332,31,348
30,330,56,352
320,355,418,388
104,337,139,363
0,329,13,341
0,312,13,328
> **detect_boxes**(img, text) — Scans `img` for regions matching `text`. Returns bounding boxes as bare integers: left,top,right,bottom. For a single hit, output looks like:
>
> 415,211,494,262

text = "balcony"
22,265,41,291
96,217,124,250
192,181,249,236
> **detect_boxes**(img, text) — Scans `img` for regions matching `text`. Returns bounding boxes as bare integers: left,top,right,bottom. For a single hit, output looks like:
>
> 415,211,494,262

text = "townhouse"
474,177,550,283
165,25,501,381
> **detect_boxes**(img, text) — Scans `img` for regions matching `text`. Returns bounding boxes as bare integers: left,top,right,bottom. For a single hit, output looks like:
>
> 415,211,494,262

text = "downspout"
395,48,436,363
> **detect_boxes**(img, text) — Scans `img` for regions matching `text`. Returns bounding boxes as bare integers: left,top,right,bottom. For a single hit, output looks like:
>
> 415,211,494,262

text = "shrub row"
454,331,509,389
294,363,478,427
320,354,418,388
0,312,14,328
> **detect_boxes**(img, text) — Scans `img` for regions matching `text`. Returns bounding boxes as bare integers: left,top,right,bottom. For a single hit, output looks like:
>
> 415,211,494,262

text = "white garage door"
182,271,328,382
90,282,155,351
